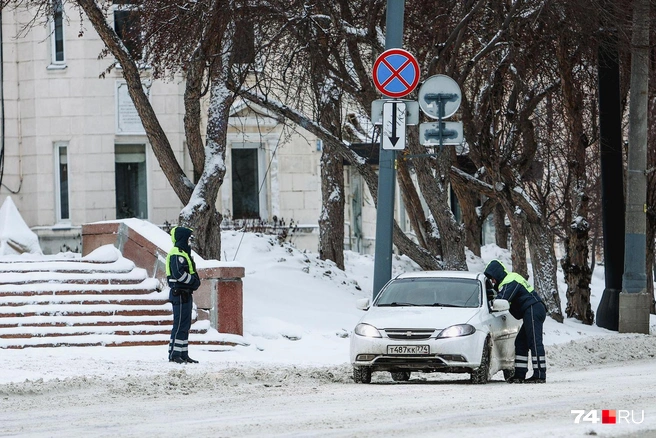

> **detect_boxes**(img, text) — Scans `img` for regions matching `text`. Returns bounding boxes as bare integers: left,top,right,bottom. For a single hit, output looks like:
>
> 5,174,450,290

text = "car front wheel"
353,366,372,384
390,371,411,381
470,337,491,384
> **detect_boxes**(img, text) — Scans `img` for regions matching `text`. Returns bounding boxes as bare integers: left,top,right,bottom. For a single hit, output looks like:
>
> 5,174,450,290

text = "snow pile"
549,333,656,369
0,196,42,255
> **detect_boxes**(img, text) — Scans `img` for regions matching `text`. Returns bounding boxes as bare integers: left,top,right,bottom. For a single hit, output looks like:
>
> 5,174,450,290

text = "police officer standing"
484,259,547,383
166,226,201,364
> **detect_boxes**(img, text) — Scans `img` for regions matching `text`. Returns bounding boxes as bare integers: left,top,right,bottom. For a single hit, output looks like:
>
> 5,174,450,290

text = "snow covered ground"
1,231,656,438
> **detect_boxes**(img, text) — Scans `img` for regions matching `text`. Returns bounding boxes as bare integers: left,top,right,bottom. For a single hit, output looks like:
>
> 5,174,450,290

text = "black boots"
509,375,546,384
169,356,199,364
524,375,546,384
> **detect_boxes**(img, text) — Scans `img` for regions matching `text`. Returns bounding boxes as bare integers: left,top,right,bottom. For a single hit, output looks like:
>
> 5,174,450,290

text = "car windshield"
375,277,481,308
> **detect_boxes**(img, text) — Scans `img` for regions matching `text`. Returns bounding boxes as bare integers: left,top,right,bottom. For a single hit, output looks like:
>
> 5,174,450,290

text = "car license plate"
387,345,430,355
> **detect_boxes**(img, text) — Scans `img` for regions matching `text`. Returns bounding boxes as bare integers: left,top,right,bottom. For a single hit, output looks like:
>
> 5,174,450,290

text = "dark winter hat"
484,259,508,283
170,226,193,246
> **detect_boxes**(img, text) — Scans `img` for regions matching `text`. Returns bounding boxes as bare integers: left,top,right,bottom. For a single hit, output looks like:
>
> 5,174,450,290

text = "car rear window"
375,277,481,308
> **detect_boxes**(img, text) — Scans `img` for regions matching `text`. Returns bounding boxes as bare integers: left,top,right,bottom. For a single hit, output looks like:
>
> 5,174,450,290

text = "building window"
231,19,255,66
55,143,69,221
232,148,260,219
114,4,143,61
50,0,65,65
115,144,148,219
230,142,269,220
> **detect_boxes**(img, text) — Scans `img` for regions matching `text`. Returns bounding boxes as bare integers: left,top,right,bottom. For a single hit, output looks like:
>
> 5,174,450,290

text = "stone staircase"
0,245,241,349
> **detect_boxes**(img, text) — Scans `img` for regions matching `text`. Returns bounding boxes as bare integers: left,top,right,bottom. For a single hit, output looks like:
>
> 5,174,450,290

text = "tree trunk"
407,139,467,270
183,57,207,184
397,156,442,257
557,38,594,324
318,141,345,270
525,222,564,322
562,231,594,323
494,202,509,249
451,174,482,256
508,215,528,279
179,78,231,260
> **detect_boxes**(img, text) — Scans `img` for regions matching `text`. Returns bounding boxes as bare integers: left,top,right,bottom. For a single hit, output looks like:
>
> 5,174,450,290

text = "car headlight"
354,323,382,338
437,324,476,338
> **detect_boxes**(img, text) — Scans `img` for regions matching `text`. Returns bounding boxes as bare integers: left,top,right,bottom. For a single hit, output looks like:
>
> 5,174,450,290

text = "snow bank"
0,196,42,255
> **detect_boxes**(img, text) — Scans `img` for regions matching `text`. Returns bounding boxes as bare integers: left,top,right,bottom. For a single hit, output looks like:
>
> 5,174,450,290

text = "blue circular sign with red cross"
372,48,420,98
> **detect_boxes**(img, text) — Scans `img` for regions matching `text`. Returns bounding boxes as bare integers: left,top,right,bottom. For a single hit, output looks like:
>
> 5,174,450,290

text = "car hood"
359,306,481,330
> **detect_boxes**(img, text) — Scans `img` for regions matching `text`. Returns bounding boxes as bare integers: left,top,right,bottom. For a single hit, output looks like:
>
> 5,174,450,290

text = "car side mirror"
491,299,510,312
356,298,370,311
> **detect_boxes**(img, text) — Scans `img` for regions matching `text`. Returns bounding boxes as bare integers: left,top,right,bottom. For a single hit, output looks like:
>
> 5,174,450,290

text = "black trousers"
514,302,547,379
168,289,193,359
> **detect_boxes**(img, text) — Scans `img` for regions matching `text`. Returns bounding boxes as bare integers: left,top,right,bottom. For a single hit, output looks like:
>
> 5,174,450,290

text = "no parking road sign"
372,49,420,98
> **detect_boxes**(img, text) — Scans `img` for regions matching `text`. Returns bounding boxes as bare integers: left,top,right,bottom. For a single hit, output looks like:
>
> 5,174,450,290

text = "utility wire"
231,115,286,261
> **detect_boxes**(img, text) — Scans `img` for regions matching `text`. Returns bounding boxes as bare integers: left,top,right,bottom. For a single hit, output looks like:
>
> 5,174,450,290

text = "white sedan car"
350,271,521,384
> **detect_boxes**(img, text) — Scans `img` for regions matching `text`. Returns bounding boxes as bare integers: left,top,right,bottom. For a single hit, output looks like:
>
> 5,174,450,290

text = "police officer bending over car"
484,259,546,383
166,226,201,364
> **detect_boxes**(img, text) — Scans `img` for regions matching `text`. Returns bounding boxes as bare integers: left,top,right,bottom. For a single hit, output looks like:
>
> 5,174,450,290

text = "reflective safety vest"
166,246,196,276
499,272,534,293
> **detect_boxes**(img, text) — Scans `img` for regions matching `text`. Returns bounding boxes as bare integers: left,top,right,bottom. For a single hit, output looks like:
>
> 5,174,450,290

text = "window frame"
112,2,145,62
229,142,268,220
114,142,150,220
54,142,70,223
48,0,66,68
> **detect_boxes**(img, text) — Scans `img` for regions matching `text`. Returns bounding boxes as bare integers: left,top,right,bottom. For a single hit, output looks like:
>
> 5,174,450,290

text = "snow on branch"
512,185,542,220
238,89,367,167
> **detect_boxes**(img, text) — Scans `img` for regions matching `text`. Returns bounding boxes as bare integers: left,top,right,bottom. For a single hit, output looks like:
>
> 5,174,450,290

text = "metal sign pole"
372,0,405,299
438,97,444,149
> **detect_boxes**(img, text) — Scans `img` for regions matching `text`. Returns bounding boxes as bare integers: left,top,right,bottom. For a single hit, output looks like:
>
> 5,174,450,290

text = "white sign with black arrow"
382,101,406,150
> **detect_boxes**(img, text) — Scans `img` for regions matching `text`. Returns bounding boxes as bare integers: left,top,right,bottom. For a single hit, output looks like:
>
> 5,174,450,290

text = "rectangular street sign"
372,99,418,125
382,101,406,150
419,121,463,146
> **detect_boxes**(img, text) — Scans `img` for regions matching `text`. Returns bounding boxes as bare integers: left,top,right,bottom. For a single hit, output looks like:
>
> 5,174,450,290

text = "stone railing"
81,220,243,336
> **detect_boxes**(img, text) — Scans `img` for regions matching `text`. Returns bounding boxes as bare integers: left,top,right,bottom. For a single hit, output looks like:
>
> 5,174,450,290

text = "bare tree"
236,0,446,270
71,0,252,259
419,0,565,320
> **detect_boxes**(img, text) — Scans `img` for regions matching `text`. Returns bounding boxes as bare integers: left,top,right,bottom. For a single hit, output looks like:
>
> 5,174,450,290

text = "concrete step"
0,264,135,275
0,314,174,328
0,329,241,349
0,277,159,297
0,292,167,306
0,272,149,286
0,338,240,348
0,245,246,349
0,304,173,318
0,322,209,338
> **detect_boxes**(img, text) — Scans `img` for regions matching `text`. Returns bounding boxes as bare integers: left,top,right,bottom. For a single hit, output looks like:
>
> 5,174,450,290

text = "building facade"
1,3,405,255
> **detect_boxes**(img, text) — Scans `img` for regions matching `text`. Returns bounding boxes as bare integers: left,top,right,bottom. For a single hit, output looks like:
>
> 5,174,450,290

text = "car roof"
393,270,483,280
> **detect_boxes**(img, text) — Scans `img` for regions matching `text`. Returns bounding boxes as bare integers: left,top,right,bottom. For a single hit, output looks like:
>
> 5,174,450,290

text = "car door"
487,304,521,370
